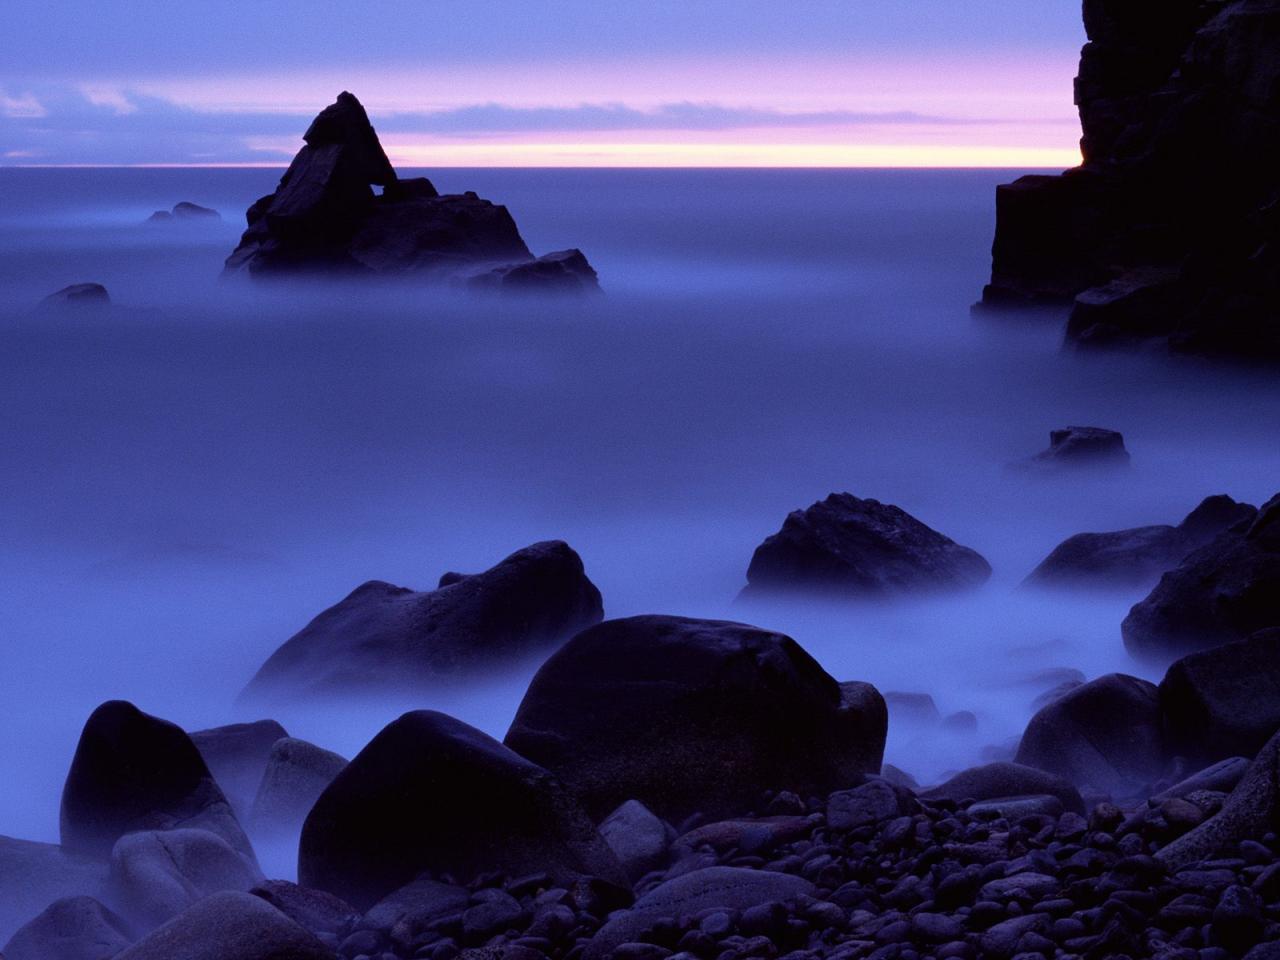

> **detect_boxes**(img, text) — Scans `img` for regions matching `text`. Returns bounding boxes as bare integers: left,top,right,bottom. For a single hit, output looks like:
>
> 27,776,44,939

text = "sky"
0,1,1086,168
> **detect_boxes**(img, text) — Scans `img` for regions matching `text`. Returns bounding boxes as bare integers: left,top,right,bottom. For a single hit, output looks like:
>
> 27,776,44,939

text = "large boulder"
740,493,991,599
921,762,1085,814
299,709,624,911
504,615,886,821
250,737,347,833
1123,493,1280,661
2,896,133,960
241,540,603,699
1025,494,1256,587
1015,674,1164,797
60,701,254,861
223,91,599,290
1160,629,1280,764
0,840,109,944
189,719,288,814
111,890,333,960
250,879,358,939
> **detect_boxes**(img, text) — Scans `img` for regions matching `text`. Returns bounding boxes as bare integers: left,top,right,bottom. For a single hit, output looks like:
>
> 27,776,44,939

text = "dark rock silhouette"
38,284,109,307
1123,492,1280,660
979,0,1280,359
299,710,624,911
1025,494,1256,587
1018,426,1130,470
223,92,598,290
240,540,603,699
2,895,132,960
147,202,221,223
741,493,991,599
504,615,887,821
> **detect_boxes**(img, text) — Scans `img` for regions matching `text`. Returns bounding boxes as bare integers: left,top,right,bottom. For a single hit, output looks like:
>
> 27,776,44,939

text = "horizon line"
0,161,1074,171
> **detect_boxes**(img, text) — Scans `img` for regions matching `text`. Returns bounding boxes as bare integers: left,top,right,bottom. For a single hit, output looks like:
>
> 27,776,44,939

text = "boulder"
2,895,132,960
826,778,916,830
147,202,221,224
598,800,673,882
189,719,288,814
884,691,941,725
504,615,886,821
1123,493,1280,660
358,875,468,939
1159,629,1280,764
0,836,108,943
920,762,1085,815
223,92,599,290
38,283,110,308
740,493,991,599
583,867,814,960
1015,673,1164,796
250,737,347,833
299,709,624,910
250,880,358,939
1154,757,1251,803
60,700,254,861
108,828,262,930
1024,494,1257,588
111,890,333,960
242,540,602,698
1020,426,1130,469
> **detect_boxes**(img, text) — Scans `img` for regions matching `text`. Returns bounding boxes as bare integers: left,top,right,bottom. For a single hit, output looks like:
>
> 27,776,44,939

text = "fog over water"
2,168,1279,876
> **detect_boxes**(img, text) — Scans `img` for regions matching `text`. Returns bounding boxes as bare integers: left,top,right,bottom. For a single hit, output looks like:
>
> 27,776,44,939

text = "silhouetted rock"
299,709,624,910
147,202,221,224
1160,629,1280,765
0,838,108,944
241,540,602,698
504,615,886,821
112,890,333,960
1123,493,1280,660
190,719,288,814
920,762,1085,815
2,895,132,960
1020,426,1130,470
223,91,599,290
1025,494,1256,587
740,493,990,599
38,284,109,308
60,700,254,861
1015,673,1164,797
249,737,347,833
979,0,1280,359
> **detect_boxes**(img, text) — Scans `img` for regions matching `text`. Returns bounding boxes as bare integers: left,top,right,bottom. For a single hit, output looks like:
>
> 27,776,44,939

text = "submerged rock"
1019,426,1130,470
299,709,624,910
740,493,991,599
504,615,886,821
38,283,110,308
241,540,603,699
147,202,221,223
2,895,133,960
223,91,599,290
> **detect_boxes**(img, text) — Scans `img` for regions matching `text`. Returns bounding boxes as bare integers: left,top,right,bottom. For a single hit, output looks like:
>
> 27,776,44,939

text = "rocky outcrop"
1123,493,1280,660
147,202,221,224
241,540,603,699
504,615,886,821
299,709,624,911
740,493,991,599
223,92,599,291
1025,494,1256,588
979,0,1280,359
38,284,109,308
1019,426,1130,470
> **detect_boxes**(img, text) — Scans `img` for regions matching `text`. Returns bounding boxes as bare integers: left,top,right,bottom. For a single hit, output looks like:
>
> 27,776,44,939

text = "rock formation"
979,0,1280,359
223,92,599,291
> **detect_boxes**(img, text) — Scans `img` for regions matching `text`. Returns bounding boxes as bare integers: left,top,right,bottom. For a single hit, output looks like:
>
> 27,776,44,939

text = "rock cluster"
979,0,1280,359
146,201,221,224
222,92,598,291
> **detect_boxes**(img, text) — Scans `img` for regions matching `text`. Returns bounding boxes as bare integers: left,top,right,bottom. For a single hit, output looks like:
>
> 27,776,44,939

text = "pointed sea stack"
223,92,599,291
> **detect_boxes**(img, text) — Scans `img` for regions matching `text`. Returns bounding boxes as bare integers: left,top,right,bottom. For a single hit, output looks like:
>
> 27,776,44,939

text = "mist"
2,167,1279,881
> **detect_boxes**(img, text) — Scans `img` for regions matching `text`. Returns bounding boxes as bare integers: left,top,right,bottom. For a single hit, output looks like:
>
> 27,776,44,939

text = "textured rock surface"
741,493,991,599
979,0,1280,359
242,540,603,698
299,709,624,910
1,895,132,960
505,615,886,821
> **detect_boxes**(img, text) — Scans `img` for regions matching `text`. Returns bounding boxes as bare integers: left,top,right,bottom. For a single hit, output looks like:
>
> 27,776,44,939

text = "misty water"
2,168,1279,881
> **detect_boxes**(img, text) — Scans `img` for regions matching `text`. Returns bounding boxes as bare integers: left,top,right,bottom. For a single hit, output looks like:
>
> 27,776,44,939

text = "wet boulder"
190,719,288,815
740,493,991,599
1160,629,1280,764
0,838,109,944
505,615,886,821
1123,493,1280,661
299,709,624,911
250,737,347,833
60,700,254,862
1015,673,1164,797
111,890,333,960
2,895,133,960
241,540,603,699
1025,494,1257,588
920,762,1085,814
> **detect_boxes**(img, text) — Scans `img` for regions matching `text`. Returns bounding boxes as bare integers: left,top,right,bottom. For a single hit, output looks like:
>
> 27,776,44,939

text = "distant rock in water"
223,91,598,291
978,0,1280,359
240,540,603,699
38,284,109,308
1025,494,1256,588
1016,426,1129,471
740,493,991,599
147,202,221,224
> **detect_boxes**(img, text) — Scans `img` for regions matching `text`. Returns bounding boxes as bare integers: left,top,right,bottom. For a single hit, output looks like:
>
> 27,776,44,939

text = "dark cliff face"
981,0,1280,360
